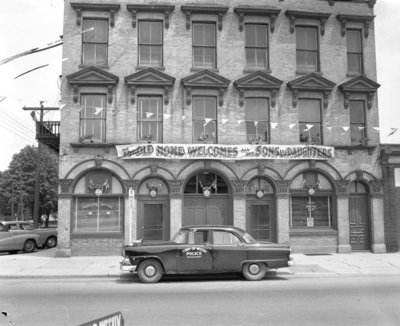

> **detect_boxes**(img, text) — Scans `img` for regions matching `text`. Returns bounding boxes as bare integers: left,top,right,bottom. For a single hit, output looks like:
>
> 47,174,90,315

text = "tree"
0,145,58,220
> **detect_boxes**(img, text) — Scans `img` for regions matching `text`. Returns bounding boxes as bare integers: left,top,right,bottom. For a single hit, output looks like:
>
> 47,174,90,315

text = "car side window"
0,224,6,231
9,224,17,230
213,231,242,245
21,224,33,230
188,230,209,245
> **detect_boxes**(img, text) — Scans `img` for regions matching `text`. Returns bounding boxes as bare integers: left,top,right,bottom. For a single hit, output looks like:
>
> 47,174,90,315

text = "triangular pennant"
357,126,365,130
288,123,296,130
304,124,314,132
388,128,399,136
204,118,212,125
238,120,244,125
94,107,103,115
59,103,66,110
222,119,229,125
182,115,186,121
342,126,349,132
146,112,154,118
325,126,333,131
373,127,380,132
164,113,171,119
254,121,259,127
270,122,278,130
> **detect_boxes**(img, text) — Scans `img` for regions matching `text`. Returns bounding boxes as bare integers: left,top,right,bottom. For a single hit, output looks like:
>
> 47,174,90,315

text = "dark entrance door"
183,196,231,226
247,198,275,242
138,200,170,241
349,195,370,250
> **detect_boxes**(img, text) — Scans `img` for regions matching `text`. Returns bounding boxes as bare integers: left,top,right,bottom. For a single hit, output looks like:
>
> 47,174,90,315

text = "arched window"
290,171,335,229
184,172,228,195
72,170,124,234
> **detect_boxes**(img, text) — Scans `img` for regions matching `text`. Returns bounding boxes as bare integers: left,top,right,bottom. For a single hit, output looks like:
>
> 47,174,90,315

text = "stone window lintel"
234,6,281,32
126,4,175,29
181,5,229,31
285,10,332,35
70,3,121,27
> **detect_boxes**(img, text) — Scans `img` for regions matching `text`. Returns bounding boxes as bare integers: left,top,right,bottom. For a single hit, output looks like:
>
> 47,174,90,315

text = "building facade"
381,144,400,252
57,0,385,256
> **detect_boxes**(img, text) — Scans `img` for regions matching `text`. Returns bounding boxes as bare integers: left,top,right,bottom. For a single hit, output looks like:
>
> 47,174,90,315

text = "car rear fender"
240,260,270,269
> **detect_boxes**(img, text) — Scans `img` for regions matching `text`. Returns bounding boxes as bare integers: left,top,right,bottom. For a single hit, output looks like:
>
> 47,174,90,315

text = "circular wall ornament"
203,189,211,198
308,187,315,196
95,188,103,196
256,190,264,198
149,189,157,198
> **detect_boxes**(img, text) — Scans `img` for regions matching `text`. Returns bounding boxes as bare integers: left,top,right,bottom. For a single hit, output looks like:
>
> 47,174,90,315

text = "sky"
0,0,399,172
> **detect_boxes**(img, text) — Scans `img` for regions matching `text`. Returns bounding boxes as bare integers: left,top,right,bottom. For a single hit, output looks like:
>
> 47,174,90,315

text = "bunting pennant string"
238,120,244,125
304,124,314,132
342,126,349,132
94,107,103,115
388,128,399,136
204,118,212,125
14,64,49,79
145,112,154,119
182,115,186,121
222,119,229,125
289,123,296,130
270,122,278,130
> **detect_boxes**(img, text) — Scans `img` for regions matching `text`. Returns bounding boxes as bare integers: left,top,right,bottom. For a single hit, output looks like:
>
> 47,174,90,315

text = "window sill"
346,72,364,78
79,64,110,70
243,68,271,74
290,228,337,237
71,232,123,239
70,142,115,153
335,145,376,155
295,70,322,76
136,66,165,71
190,67,219,73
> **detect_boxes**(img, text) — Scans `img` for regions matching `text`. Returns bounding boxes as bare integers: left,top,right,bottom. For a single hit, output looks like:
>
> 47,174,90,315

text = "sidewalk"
0,249,399,279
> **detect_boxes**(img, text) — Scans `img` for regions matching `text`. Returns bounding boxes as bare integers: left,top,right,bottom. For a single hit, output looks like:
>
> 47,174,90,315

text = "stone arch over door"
183,169,232,226
136,177,170,241
245,177,276,242
349,180,371,251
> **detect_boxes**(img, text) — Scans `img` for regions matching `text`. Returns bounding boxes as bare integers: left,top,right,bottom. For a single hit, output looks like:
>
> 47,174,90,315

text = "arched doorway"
349,181,371,251
137,178,170,241
183,171,232,226
246,177,276,242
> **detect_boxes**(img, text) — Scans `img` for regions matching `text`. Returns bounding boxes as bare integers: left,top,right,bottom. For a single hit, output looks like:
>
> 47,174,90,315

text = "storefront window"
72,170,124,234
290,172,335,229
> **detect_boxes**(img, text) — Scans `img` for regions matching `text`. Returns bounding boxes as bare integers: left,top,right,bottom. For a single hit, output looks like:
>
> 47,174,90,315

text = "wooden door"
247,199,275,242
183,196,230,226
138,200,169,241
349,196,370,250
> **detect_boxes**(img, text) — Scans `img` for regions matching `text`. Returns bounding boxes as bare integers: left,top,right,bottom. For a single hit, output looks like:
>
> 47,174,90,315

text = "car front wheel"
137,259,163,283
23,239,36,253
242,262,266,281
46,236,57,248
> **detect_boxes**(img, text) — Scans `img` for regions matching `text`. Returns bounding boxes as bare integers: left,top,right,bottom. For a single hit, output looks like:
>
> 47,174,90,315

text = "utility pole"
11,181,14,219
23,102,59,228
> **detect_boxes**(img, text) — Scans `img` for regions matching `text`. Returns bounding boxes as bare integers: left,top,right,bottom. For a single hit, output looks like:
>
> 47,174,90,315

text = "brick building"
381,144,400,252
57,0,385,256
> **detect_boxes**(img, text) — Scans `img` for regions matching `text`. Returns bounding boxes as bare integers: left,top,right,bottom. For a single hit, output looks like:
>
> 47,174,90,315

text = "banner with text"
116,144,334,160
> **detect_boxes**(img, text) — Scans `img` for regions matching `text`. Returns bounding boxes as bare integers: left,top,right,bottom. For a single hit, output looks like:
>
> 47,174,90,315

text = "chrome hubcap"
145,265,156,277
249,264,260,275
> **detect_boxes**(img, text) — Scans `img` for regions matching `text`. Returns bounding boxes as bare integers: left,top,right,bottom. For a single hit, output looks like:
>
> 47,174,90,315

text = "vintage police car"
120,225,294,283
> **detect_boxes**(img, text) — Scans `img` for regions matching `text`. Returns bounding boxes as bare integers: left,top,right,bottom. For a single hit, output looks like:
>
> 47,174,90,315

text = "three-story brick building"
57,0,385,256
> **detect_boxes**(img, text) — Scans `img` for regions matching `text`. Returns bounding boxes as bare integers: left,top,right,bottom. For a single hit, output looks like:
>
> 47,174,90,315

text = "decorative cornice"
338,75,380,109
124,67,176,105
70,3,121,27
168,180,184,194
181,69,230,106
336,14,375,38
232,180,247,194
181,5,228,31
328,0,376,7
285,10,332,35
123,180,139,192
287,72,336,108
336,180,350,194
126,4,175,29
60,179,74,193
233,6,281,32
276,180,291,194
370,180,383,194
233,71,283,107
66,66,119,104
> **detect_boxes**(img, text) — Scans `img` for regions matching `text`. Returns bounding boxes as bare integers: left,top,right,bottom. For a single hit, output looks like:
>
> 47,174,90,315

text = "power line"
0,111,36,134
0,121,35,143
0,113,36,139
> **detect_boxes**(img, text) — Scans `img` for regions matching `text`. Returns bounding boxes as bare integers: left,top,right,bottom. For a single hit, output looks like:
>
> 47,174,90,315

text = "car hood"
124,240,172,248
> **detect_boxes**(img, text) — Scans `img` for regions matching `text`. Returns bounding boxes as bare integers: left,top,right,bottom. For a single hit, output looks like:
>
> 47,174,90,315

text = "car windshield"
171,230,188,244
241,232,257,244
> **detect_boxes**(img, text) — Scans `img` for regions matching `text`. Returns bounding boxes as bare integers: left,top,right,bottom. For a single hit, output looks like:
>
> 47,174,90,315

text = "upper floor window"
193,23,216,69
82,19,108,66
138,21,163,67
80,94,106,142
245,24,268,69
192,96,217,143
245,98,269,144
350,100,366,145
296,26,318,72
137,96,163,143
347,29,363,75
298,98,322,145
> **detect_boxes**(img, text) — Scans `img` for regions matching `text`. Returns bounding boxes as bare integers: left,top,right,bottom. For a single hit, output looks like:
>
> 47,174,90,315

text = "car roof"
180,225,246,234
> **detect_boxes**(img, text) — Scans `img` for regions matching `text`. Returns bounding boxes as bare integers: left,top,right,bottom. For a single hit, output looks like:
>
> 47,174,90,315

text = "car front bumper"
120,257,137,273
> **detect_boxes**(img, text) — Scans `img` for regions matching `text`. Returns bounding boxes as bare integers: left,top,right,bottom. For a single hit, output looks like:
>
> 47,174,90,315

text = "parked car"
120,225,294,283
0,222,41,254
1,221,57,249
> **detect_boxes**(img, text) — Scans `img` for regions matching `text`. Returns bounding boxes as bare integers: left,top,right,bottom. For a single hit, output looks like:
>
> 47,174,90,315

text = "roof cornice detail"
336,14,375,37
70,3,121,27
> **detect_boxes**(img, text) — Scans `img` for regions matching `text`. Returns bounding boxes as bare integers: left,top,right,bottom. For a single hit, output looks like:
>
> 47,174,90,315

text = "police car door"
177,229,213,272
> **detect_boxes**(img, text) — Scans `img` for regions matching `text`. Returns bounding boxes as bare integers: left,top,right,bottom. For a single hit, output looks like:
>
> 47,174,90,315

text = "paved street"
1,275,400,326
